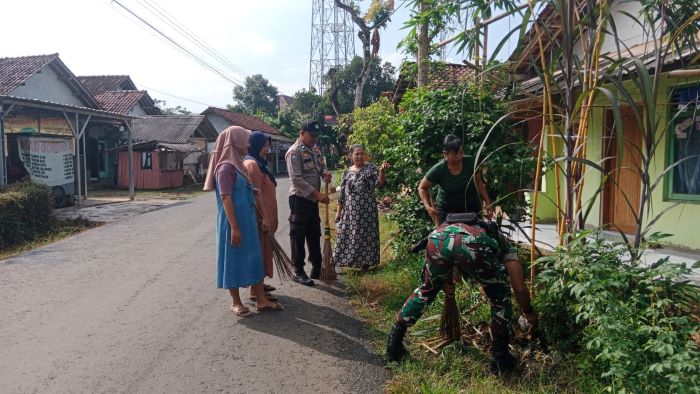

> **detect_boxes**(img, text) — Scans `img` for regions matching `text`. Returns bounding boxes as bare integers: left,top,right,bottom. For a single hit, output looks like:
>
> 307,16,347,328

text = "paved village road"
0,177,388,394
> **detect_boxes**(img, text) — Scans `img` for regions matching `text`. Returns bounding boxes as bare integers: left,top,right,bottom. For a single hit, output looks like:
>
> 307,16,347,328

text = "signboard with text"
17,135,74,191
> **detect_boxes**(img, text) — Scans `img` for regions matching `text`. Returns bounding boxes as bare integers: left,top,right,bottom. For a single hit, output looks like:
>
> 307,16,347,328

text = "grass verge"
343,211,597,393
0,217,100,260
88,183,206,201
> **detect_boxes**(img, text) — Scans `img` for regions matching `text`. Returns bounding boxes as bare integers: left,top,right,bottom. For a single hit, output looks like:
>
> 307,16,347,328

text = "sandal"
256,302,284,312
249,292,278,302
230,306,253,317
263,284,277,292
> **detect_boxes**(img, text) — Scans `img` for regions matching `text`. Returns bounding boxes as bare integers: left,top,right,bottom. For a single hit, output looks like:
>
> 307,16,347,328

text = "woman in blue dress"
203,126,284,317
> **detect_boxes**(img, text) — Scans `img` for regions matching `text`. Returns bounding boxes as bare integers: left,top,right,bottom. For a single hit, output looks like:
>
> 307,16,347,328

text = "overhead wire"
110,0,244,86
133,81,216,109
135,0,249,80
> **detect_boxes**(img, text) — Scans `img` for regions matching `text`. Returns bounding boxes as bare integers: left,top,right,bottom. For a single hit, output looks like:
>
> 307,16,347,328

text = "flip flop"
230,306,253,317
250,294,279,301
263,284,277,292
249,293,278,302
256,302,284,312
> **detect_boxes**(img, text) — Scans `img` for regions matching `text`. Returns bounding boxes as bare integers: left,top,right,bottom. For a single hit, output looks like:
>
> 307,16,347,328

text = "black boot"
310,267,321,280
489,335,516,374
385,323,408,363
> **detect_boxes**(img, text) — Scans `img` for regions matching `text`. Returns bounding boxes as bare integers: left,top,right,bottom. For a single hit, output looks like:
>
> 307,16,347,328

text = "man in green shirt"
419,134,492,224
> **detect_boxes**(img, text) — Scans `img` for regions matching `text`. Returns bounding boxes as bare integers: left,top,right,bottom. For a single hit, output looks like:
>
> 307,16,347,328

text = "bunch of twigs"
439,267,462,342
267,233,295,282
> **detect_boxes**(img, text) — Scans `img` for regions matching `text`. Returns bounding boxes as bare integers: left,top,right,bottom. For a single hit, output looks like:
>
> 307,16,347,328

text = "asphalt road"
0,177,388,394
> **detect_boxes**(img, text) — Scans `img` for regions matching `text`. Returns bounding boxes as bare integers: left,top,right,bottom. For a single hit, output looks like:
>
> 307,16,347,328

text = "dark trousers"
289,195,322,274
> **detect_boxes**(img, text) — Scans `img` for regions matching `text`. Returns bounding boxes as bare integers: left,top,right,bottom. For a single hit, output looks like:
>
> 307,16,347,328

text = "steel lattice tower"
309,0,355,95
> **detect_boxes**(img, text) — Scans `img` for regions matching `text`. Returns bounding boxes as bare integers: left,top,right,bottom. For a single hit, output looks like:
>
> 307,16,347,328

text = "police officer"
385,216,538,373
285,120,332,286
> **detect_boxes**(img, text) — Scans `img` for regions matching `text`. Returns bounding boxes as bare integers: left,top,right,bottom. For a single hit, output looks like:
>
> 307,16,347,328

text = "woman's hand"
260,219,271,233
335,212,342,223
230,226,242,246
379,161,390,173
425,206,438,223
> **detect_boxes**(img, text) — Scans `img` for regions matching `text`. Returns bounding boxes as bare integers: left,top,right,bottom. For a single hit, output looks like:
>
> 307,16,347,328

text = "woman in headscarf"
203,126,283,317
243,131,279,300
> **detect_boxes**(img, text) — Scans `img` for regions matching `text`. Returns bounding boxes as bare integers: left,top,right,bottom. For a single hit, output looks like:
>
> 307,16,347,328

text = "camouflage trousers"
394,243,513,344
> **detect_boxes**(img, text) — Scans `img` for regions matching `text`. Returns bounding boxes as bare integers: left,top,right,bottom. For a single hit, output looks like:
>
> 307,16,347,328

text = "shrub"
537,230,700,393
398,83,535,219
0,181,53,248
347,97,403,164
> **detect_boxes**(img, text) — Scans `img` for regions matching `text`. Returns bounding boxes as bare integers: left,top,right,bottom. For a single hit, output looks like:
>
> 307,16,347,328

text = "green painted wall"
582,76,700,249
529,75,700,249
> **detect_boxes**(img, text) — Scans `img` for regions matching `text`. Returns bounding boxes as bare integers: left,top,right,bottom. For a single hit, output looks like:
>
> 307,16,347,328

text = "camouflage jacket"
426,223,518,281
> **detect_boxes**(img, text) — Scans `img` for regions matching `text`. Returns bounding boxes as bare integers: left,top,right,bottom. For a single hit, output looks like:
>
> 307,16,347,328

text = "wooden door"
603,109,643,234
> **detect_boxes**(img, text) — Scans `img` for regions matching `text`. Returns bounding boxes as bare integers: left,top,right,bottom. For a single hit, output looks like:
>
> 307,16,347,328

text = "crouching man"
385,214,538,373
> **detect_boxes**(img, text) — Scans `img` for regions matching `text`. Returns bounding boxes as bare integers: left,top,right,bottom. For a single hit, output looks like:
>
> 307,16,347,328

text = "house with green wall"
510,1,699,250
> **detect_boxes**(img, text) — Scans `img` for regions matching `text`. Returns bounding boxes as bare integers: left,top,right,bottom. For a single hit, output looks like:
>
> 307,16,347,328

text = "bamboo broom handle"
324,181,330,226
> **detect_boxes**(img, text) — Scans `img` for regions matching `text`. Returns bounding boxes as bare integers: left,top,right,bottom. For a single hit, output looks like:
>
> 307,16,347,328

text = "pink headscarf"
203,126,251,191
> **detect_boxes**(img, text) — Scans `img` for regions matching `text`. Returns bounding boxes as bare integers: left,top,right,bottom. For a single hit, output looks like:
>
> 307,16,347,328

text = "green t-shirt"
425,156,482,214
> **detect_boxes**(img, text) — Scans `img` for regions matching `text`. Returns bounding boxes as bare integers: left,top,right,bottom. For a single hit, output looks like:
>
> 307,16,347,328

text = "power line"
111,0,244,86
135,0,250,80
133,81,216,108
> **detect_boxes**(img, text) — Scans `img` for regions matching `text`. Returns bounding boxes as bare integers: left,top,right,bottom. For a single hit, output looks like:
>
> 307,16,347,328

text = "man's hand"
524,310,538,327
230,226,242,246
313,191,330,204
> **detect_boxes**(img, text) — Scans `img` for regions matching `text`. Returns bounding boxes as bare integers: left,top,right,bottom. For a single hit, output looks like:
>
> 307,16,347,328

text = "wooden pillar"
0,105,6,187
125,121,134,200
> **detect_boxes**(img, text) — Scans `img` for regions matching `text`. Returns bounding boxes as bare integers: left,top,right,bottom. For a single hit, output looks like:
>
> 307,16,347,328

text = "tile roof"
77,75,137,96
0,54,59,95
0,53,101,108
94,90,146,115
201,107,292,142
392,62,475,104
130,115,215,143
0,95,134,120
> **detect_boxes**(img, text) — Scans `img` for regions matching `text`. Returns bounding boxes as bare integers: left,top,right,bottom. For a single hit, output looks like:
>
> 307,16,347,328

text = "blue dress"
215,169,264,288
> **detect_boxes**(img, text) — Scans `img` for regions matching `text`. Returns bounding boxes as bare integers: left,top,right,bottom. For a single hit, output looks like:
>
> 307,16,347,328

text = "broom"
320,181,336,282
267,233,295,282
439,266,462,342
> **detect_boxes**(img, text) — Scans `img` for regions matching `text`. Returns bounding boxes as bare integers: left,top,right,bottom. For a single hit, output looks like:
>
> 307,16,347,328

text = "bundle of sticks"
267,233,295,282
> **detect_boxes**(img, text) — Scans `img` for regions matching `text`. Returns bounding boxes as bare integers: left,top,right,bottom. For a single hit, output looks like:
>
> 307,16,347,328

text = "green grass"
343,211,598,394
0,217,100,260
88,183,206,201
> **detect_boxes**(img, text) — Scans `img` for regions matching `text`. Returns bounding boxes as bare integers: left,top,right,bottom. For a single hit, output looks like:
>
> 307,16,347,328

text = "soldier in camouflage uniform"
385,219,538,372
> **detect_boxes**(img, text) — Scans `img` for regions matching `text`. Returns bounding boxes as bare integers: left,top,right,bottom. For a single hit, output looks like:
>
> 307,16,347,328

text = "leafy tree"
328,56,396,114
153,99,192,115
334,0,394,109
291,87,332,118
346,97,401,164
229,74,279,117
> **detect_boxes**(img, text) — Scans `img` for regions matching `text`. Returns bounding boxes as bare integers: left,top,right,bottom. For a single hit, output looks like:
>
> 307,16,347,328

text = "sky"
3,0,520,113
